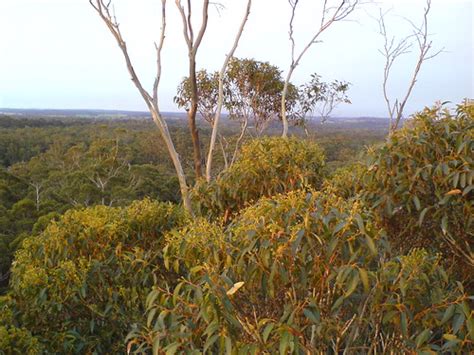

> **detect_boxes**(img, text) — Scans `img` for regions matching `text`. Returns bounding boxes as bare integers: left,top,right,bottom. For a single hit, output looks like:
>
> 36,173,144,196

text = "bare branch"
90,0,193,214
153,0,167,106
378,0,443,133
281,0,363,138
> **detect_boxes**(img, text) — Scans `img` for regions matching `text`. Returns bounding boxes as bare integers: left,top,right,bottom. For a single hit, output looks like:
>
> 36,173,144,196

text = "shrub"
322,162,367,200
363,101,473,285
0,325,44,355
4,199,186,353
192,137,325,220
128,190,473,353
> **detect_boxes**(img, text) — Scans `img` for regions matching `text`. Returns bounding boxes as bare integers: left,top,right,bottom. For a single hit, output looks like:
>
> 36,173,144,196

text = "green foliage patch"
192,137,325,220
3,199,186,353
363,102,473,285
128,190,473,353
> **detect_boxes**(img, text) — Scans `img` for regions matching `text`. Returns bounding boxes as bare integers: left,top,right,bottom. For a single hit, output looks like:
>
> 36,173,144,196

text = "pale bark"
281,0,361,138
230,116,249,166
205,0,252,182
89,0,193,214
378,0,442,134
176,0,210,179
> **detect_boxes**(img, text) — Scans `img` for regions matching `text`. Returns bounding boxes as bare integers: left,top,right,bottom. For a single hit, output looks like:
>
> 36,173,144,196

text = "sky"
0,0,472,117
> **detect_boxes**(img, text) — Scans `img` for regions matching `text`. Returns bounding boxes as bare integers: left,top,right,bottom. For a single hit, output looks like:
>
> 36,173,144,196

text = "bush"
0,325,44,355
128,190,473,353
363,101,473,285
322,162,367,200
4,199,186,353
192,137,325,220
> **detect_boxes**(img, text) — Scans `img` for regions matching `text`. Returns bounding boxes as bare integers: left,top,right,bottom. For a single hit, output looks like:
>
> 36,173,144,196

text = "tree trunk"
150,109,193,214
281,66,295,138
187,52,203,179
205,0,252,181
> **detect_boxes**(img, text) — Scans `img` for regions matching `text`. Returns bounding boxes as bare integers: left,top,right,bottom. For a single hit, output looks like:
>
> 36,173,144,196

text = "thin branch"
205,0,252,181
153,0,167,106
90,0,193,214
281,0,363,138
377,0,443,134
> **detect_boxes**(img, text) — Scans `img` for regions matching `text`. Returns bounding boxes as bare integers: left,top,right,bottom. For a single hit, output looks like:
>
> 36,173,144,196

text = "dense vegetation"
0,101,472,353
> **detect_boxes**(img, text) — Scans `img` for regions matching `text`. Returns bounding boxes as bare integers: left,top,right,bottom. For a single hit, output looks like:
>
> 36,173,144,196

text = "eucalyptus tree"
281,0,363,138
297,73,351,127
89,0,192,213
376,0,442,134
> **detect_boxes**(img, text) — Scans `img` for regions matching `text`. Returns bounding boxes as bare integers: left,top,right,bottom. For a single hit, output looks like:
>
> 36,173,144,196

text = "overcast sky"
0,0,472,117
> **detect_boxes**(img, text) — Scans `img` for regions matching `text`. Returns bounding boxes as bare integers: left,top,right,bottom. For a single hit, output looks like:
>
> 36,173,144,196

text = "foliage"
363,101,473,285
3,199,187,353
175,69,220,123
128,190,473,353
0,325,44,355
296,73,351,124
322,162,367,200
192,137,325,220
225,58,298,135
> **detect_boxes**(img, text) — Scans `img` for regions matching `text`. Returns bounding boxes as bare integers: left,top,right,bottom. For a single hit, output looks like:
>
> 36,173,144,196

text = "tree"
225,58,298,163
89,0,193,214
377,0,443,133
175,70,232,171
175,0,210,179
297,73,351,129
205,0,252,181
175,56,291,172
281,0,361,137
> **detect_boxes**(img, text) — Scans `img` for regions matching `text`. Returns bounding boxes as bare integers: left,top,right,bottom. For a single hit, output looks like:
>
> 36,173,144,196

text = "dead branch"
89,0,193,214
281,0,363,138
378,0,443,134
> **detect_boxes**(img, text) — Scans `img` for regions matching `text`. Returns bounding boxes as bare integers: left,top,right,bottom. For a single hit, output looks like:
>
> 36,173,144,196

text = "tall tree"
89,0,193,214
175,0,210,179
205,0,252,182
377,0,442,134
297,73,351,127
281,0,361,138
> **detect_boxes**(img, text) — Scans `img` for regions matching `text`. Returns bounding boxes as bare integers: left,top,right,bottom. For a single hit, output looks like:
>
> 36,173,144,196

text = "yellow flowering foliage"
192,137,325,220
5,198,186,353
363,101,473,286
128,189,472,353
0,325,44,355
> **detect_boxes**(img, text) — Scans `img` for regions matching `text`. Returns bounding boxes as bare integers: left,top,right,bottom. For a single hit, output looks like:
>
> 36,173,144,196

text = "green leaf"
262,323,274,343
415,329,431,348
418,207,430,227
354,214,365,234
452,313,465,334
413,195,421,211
146,289,159,309
303,308,319,324
164,342,180,355
291,229,305,255
441,215,448,235
401,312,408,337
279,330,290,354
204,334,219,353
365,234,377,255
358,267,370,292
442,334,458,341
344,272,360,298
331,296,345,312
440,304,455,325
147,308,157,328
225,336,232,354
